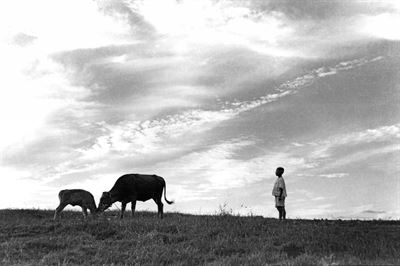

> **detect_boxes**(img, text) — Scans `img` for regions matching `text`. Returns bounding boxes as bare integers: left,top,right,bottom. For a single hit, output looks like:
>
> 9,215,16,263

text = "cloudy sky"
0,0,399,219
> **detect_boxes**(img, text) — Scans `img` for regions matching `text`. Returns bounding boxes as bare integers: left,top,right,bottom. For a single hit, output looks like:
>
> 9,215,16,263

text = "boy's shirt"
272,177,287,197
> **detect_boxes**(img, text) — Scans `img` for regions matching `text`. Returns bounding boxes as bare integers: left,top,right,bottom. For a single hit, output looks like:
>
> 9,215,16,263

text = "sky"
0,0,399,219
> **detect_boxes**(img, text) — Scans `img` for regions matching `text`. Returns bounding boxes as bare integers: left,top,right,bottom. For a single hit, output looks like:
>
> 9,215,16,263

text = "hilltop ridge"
0,209,399,265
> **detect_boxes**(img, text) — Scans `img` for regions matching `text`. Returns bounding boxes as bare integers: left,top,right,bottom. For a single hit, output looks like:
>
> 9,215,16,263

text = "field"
0,209,399,265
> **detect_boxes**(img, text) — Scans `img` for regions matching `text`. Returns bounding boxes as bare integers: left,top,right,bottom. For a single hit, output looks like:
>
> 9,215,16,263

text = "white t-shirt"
272,177,287,197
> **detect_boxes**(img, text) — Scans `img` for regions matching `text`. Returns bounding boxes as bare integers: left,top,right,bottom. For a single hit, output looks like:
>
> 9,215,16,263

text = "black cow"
97,174,174,219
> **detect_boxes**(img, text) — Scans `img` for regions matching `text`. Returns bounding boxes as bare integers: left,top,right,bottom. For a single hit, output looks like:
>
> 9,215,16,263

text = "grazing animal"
97,174,174,219
54,189,97,220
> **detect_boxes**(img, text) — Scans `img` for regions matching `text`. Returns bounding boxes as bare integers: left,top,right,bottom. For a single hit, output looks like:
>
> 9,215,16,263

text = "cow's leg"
131,199,136,218
159,200,164,219
81,207,88,219
120,202,127,219
153,198,164,219
54,203,67,220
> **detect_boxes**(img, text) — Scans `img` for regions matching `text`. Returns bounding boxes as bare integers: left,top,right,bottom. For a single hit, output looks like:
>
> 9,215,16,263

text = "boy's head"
275,167,284,177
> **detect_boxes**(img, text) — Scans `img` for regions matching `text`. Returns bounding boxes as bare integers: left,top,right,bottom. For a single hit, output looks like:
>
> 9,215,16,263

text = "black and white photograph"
0,0,399,265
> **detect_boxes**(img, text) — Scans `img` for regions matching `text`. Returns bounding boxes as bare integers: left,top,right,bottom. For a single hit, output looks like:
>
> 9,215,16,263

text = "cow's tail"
163,183,174,205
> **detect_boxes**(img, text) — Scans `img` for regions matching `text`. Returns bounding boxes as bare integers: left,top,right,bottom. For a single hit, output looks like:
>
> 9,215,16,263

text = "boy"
272,167,287,220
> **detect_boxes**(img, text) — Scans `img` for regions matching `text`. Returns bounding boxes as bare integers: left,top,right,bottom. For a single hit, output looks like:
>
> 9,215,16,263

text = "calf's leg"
81,207,88,219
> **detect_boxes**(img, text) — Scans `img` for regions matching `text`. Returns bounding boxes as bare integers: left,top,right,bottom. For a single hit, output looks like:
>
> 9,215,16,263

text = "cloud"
97,0,156,39
119,0,400,58
297,173,349,179
96,0,299,57
160,138,311,188
283,124,399,178
68,87,297,170
321,145,399,171
362,210,386,214
49,135,311,202
0,0,132,54
272,1,400,58
0,0,135,155
317,173,349,179
76,109,237,160
251,0,398,21
47,48,387,182
2,53,384,186
48,1,389,111
11,33,37,47
0,53,94,152
51,44,295,120
308,124,400,161
337,205,400,220
358,13,400,40
277,56,384,91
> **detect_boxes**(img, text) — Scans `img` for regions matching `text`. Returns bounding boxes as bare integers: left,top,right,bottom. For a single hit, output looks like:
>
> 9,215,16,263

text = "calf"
54,189,97,220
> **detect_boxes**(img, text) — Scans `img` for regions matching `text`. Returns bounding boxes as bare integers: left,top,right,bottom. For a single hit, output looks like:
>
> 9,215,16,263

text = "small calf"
54,189,97,220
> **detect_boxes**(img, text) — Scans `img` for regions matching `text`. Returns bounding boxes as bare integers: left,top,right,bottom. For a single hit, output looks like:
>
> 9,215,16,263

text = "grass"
0,209,399,265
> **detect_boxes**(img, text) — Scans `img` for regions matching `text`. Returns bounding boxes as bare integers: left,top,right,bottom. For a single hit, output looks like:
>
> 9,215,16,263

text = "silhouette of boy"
272,167,287,220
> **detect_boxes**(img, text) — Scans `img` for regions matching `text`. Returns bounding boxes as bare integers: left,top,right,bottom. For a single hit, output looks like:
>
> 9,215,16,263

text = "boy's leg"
276,206,279,219
275,196,286,220
275,197,281,219
279,197,286,220
277,206,283,220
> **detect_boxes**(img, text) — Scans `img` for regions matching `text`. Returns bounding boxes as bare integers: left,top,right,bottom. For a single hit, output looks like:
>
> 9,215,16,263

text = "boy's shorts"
275,196,285,207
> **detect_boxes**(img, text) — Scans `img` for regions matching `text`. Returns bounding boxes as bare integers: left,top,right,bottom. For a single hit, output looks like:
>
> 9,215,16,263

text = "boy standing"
272,167,287,220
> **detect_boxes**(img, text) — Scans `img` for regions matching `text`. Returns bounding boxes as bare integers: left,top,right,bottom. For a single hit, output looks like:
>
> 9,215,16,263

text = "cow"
54,189,97,220
97,174,174,219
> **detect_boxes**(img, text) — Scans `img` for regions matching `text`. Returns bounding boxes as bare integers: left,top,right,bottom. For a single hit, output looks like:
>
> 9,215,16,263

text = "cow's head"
97,192,112,212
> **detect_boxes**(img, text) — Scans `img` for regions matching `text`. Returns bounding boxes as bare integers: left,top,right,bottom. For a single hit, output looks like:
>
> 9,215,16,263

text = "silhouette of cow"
97,174,174,219
54,189,97,220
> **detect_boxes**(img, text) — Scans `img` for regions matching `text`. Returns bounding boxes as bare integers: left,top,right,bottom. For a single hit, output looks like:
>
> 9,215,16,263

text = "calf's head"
97,192,112,212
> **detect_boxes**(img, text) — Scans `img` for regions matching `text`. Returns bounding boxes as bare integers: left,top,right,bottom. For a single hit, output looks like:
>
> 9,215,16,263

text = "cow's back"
134,174,165,190
112,174,165,201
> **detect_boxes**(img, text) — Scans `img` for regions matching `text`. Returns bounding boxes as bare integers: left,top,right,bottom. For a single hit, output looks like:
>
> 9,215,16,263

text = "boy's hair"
276,167,284,173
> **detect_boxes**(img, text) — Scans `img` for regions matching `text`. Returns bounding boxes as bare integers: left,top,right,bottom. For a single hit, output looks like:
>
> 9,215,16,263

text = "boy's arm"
278,188,283,199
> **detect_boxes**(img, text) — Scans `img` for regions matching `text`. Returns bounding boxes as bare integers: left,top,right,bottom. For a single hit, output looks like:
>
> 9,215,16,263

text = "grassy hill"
0,209,399,265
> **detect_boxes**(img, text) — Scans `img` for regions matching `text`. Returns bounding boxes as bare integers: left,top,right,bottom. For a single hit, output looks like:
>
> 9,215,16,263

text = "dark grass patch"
0,209,399,265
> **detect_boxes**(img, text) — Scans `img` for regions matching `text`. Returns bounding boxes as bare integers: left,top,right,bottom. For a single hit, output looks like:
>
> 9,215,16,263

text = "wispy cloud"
277,56,384,91
336,205,400,220
2,52,387,189
282,124,400,180
75,56,383,163
0,0,132,52
317,173,349,179
297,173,349,179
11,33,37,47
152,138,310,202
307,124,400,162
